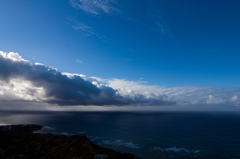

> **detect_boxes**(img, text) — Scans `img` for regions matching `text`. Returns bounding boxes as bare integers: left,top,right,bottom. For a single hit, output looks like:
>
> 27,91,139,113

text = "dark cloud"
0,52,173,106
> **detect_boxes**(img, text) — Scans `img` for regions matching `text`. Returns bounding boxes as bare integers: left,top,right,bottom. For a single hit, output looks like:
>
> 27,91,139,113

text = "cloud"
70,0,118,15
1,51,240,109
231,95,238,102
99,78,240,107
73,22,106,40
206,95,224,104
0,51,172,106
75,59,83,64
72,22,96,36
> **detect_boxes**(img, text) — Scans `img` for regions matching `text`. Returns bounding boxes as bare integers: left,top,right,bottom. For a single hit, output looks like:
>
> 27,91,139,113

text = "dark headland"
0,124,139,159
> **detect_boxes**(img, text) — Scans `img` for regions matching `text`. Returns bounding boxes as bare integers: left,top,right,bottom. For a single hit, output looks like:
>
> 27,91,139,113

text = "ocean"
1,111,240,159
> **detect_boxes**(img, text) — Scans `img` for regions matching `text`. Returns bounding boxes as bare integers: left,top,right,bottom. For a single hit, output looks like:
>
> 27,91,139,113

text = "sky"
0,0,240,111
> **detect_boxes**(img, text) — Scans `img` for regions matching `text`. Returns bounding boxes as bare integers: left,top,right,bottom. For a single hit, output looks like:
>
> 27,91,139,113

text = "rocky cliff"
0,125,139,159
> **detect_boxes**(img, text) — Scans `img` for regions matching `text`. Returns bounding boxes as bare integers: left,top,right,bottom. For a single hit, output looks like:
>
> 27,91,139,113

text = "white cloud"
73,22,106,40
100,78,240,107
0,51,28,63
70,0,118,15
76,59,83,64
61,72,86,79
35,62,45,66
73,22,94,35
231,95,238,102
0,79,46,101
206,95,224,104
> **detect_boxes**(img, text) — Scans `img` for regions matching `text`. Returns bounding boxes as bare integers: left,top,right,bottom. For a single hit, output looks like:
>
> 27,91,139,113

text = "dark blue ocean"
1,111,240,159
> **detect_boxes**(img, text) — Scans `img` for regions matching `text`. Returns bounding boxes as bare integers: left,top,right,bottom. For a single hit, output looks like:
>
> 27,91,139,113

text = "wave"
90,136,108,141
48,132,73,136
43,126,54,130
99,139,141,149
153,146,200,153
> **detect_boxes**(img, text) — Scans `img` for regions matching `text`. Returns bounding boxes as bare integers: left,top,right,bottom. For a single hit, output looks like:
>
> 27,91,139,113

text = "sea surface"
1,110,240,159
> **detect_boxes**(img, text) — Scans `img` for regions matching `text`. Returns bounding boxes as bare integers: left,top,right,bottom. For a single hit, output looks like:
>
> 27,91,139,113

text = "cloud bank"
1,51,240,110
103,79,240,107
0,51,172,106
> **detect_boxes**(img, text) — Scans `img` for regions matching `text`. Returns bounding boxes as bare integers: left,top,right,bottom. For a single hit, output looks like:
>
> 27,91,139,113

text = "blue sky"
0,0,240,111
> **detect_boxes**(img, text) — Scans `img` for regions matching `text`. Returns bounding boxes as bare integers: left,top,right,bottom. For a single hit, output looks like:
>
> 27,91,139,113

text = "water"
1,110,240,159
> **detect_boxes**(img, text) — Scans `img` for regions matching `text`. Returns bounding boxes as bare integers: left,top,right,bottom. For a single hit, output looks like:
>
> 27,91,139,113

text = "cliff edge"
0,125,139,159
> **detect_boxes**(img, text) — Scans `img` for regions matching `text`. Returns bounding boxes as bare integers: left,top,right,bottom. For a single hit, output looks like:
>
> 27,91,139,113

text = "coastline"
0,124,140,159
